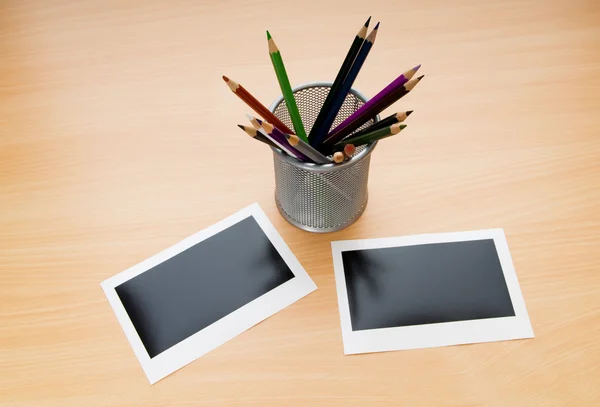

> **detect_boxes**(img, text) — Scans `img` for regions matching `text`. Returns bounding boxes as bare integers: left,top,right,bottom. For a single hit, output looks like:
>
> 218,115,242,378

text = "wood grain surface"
1,0,599,406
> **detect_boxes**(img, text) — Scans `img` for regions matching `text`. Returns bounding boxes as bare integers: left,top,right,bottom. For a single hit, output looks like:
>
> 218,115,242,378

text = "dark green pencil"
333,123,407,149
342,110,412,141
308,17,370,144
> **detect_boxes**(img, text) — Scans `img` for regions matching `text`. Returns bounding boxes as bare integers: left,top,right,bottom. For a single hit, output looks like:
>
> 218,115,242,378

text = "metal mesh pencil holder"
269,82,379,233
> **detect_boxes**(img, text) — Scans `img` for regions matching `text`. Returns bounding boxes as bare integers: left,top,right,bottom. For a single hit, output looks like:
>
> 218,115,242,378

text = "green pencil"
267,31,307,143
333,123,407,149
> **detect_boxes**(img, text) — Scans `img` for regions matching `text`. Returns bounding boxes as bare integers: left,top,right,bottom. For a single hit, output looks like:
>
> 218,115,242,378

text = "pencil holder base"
275,191,369,233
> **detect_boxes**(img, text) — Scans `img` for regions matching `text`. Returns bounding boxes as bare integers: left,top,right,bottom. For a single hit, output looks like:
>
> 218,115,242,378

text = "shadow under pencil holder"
269,82,379,233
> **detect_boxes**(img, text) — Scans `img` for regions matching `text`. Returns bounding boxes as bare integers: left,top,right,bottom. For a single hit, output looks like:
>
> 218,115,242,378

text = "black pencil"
333,123,406,149
311,22,380,149
308,17,370,144
237,124,278,148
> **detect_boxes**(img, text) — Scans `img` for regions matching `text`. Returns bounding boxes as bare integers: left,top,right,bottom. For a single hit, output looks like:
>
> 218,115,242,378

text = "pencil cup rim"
269,81,378,173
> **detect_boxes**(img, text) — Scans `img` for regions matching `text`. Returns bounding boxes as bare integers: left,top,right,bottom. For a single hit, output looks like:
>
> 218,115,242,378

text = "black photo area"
115,216,295,358
341,239,516,331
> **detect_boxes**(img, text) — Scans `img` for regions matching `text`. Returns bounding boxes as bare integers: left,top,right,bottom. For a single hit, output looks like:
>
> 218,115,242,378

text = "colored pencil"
332,152,345,164
260,120,311,162
334,123,406,148
331,65,419,134
310,22,380,149
343,144,356,159
378,75,423,108
237,124,279,148
342,110,412,140
307,17,370,144
267,31,307,143
224,76,294,134
323,72,423,148
246,115,305,160
284,133,331,164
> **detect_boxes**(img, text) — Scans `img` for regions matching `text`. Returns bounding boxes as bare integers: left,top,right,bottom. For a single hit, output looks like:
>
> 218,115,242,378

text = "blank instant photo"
331,229,534,355
101,203,317,384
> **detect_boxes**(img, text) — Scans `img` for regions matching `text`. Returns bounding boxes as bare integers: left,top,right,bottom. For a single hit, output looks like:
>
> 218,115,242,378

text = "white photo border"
101,203,317,384
331,228,534,355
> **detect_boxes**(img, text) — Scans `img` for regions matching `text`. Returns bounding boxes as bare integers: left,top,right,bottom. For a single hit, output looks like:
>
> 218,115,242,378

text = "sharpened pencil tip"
237,124,245,130
366,22,380,42
364,16,371,27
417,74,424,80
266,30,271,40
406,110,414,116
413,64,421,71
222,75,229,82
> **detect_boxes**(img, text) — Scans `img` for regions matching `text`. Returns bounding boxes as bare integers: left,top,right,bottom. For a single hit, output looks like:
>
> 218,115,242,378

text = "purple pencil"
248,115,307,161
260,120,312,162
324,64,421,145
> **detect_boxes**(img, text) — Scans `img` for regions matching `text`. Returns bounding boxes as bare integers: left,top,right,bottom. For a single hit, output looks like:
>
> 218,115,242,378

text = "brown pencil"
237,124,278,148
223,75,294,134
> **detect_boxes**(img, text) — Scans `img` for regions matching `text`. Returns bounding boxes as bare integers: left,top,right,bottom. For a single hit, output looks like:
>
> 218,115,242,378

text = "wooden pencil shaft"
310,24,379,149
343,111,411,140
255,133,278,148
335,132,392,150
327,65,420,139
338,126,392,146
262,128,304,160
308,18,370,143
285,134,331,164
249,117,302,159
324,72,423,147
267,33,307,142
223,76,294,134
336,124,405,147
375,85,414,109
262,121,311,162
323,94,401,147
247,114,262,129
239,124,276,147
238,124,257,137
322,77,421,149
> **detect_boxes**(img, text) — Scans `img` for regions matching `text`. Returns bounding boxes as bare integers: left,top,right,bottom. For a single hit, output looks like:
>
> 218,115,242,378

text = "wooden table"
2,1,599,405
